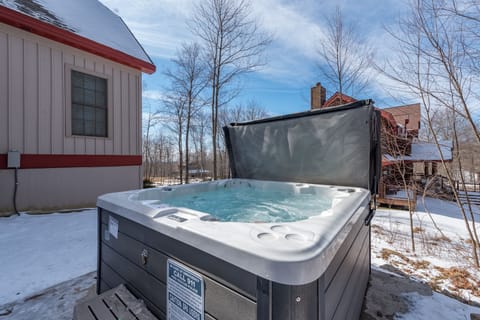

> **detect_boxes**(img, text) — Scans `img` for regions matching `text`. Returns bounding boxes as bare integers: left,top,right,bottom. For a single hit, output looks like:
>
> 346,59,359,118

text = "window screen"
71,70,107,137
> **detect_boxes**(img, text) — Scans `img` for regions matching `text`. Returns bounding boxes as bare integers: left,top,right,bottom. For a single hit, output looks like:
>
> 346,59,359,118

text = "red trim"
0,6,155,74
0,154,142,169
323,92,357,108
379,110,398,128
321,92,399,128
321,91,399,128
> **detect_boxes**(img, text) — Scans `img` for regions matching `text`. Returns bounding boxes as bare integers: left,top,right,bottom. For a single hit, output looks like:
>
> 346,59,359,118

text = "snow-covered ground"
372,196,480,307
396,291,480,320
0,210,97,306
0,197,479,319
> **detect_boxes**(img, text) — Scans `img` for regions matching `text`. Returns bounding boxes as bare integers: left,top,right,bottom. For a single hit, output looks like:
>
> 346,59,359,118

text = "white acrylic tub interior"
97,179,370,285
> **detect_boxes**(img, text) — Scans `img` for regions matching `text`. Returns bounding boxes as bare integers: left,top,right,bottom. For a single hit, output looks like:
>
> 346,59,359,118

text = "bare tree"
443,0,480,75
382,122,418,252
190,0,271,179
221,100,269,124
164,43,208,183
317,6,374,98
378,0,480,266
380,0,480,145
190,110,211,180
422,107,459,142
148,133,175,185
218,100,269,178
163,97,186,184
142,103,162,182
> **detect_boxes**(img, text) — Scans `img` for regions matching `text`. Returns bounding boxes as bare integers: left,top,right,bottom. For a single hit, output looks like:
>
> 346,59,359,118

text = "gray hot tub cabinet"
96,100,381,320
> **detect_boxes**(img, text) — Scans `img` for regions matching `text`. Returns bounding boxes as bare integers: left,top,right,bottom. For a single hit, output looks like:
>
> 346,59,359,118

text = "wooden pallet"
74,284,157,320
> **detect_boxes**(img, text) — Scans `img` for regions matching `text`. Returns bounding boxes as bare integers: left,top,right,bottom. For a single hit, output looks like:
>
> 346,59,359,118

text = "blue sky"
100,0,413,116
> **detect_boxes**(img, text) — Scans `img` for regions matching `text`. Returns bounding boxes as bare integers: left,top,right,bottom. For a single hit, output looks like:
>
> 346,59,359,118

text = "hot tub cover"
223,100,381,194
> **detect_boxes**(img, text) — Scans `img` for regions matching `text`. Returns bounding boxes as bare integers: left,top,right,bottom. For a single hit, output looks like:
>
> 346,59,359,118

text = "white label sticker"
108,216,118,239
167,259,204,320
104,229,110,241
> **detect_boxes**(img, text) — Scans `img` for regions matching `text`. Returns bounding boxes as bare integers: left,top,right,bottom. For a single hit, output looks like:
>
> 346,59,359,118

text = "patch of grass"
371,225,386,236
412,260,431,269
413,226,425,233
432,234,451,241
380,248,410,262
428,281,441,292
434,266,480,296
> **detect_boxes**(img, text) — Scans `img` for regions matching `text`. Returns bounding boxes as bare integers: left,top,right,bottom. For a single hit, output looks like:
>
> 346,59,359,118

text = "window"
71,70,107,137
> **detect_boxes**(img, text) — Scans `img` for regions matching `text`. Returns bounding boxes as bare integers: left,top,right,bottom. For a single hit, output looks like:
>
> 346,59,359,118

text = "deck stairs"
456,192,480,207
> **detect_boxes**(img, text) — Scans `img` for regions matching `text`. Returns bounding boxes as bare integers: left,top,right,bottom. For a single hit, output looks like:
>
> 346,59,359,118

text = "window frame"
65,64,113,139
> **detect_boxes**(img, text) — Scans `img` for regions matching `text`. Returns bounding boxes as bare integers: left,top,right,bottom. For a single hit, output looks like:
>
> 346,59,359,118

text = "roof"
384,142,452,164
0,0,155,74
379,110,398,128
323,92,357,108
382,103,421,131
383,103,420,115
321,92,399,128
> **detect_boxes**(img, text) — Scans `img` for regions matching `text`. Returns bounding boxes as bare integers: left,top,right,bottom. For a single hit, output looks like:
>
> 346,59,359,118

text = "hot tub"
97,179,371,320
96,101,381,320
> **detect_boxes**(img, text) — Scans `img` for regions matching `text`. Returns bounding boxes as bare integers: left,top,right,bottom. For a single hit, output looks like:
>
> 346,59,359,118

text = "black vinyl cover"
223,100,381,194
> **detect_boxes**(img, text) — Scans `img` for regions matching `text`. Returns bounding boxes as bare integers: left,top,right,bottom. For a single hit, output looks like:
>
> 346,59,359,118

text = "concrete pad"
361,267,432,319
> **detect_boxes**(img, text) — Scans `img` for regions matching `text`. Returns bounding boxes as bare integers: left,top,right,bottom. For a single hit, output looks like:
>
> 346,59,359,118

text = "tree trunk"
211,81,217,180
423,102,479,267
185,106,191,184
178,127,183,185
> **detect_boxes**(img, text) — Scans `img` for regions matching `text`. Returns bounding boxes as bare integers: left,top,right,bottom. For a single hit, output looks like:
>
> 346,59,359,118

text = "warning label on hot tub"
167,259,204,320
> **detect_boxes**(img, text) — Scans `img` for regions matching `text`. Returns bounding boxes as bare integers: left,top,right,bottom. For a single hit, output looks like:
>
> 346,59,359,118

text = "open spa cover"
223,100,382,194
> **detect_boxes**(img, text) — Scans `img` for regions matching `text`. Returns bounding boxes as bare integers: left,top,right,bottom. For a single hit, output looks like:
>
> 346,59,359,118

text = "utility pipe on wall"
7,151,20,215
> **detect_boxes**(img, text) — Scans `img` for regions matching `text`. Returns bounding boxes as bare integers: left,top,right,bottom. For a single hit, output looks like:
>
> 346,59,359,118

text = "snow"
1,199,480,319
0,0,152,64
0,272,95,320
396,291,480,320
410,142,452,161
372,195,480,305
0,210,97,306
384,141,452,162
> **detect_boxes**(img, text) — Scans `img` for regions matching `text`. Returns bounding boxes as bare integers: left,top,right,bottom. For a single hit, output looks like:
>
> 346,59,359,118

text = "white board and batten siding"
0,22,142,156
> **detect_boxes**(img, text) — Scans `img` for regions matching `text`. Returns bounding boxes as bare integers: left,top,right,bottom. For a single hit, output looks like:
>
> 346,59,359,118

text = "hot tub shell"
96,100,381,320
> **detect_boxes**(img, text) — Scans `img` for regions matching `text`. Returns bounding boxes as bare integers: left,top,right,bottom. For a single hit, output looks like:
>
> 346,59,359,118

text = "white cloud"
100,0,196,58
100,0,422,113
250,1,330,86
253,0,327,60
100,0,327,80
142,89,165,101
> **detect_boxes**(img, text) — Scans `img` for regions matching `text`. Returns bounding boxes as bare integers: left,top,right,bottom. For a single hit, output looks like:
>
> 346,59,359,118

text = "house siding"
0,22,141,156
0,166,142,212
0,30,8,154
0,22,144,214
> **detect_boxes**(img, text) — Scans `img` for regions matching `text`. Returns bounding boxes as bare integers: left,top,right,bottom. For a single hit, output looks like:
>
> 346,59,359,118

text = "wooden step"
74,284,157,320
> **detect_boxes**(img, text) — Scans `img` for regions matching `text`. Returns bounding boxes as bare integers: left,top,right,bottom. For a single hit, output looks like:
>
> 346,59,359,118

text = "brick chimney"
311,83,326,110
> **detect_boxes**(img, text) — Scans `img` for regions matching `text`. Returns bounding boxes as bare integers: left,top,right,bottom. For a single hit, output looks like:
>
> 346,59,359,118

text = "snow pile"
372,196,480,305
0,210,97,306
397,291,480,320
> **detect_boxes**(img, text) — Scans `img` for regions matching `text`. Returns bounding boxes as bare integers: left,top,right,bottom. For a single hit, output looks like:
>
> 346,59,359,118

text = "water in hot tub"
163,186,332,223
